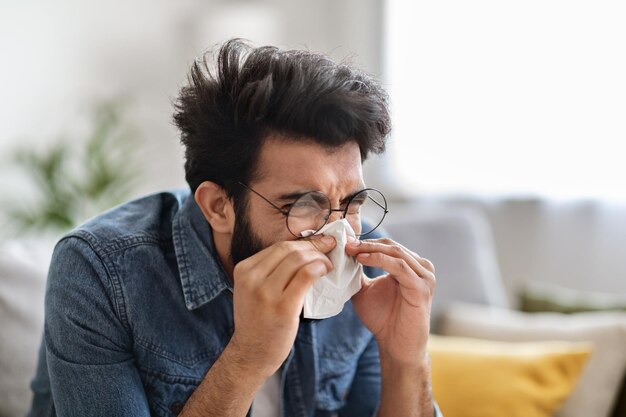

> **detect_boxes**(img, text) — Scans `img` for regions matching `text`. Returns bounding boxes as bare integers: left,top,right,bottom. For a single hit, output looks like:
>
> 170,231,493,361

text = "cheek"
249,208,294,244
265,224,295,244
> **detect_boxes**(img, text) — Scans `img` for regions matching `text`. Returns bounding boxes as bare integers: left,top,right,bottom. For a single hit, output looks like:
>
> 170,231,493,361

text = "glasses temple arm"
368,195,389,213
238,182,287,214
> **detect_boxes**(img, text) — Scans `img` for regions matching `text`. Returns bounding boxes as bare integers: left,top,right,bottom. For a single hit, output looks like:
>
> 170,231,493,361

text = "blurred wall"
1,0,384,200
3,1,624,297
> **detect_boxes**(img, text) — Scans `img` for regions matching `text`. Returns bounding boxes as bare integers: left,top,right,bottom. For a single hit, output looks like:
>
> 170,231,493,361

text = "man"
28,39,440,416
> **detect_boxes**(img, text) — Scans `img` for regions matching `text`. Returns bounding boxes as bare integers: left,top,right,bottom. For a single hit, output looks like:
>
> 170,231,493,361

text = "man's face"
229,136,364,266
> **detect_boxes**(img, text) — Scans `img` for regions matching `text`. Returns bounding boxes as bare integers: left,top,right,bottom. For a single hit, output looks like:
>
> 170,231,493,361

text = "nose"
327,209,344,223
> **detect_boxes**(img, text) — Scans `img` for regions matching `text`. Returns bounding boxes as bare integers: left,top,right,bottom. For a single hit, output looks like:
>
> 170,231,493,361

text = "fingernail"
322,236,335,245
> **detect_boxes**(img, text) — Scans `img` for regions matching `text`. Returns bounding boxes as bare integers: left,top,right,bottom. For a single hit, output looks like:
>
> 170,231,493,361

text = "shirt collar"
172,191,233,310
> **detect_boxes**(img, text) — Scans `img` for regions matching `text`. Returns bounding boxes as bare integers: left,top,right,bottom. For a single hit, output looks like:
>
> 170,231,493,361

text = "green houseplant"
4,100,141,235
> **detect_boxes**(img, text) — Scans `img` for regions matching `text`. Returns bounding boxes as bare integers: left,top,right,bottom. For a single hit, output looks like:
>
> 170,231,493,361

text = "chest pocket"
316,350,360,411
141,369,201,417
126,285,235,416
135,340,221,417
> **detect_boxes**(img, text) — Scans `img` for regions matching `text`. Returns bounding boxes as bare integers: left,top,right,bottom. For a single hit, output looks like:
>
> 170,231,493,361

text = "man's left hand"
346,238,436,367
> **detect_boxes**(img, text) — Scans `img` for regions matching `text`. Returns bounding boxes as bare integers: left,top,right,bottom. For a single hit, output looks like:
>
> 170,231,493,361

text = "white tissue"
302,219,363,319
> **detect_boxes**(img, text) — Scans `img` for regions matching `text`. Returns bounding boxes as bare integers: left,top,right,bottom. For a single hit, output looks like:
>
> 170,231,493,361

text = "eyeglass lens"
286,189,387,237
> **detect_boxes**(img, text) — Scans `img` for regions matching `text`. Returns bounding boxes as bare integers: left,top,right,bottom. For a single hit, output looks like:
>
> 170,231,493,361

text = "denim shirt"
28,189,441,417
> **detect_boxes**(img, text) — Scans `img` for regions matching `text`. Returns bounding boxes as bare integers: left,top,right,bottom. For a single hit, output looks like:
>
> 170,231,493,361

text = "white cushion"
438,302,626,417
0,239,54,417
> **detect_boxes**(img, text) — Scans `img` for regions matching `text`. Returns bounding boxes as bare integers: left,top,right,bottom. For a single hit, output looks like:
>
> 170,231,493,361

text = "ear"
194,181,235,234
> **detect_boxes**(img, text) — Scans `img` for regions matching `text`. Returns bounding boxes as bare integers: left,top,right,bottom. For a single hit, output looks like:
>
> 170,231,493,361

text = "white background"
386,0,626,201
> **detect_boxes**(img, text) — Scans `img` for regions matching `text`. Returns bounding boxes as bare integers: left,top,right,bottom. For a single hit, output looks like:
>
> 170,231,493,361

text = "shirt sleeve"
44,235,151,416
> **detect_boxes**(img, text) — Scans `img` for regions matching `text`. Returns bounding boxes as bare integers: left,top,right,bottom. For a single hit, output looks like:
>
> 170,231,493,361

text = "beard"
229,203,265,267
229,205,321,323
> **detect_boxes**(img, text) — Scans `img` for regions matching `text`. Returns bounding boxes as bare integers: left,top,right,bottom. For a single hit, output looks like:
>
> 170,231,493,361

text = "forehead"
252,135,364,194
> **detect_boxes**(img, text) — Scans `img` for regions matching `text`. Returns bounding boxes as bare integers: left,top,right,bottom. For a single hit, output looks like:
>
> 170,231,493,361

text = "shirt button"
170,402,184,415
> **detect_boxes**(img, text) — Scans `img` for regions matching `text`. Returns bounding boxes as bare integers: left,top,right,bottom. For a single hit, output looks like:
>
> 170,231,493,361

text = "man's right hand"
179,235,336,417
227,235,336,378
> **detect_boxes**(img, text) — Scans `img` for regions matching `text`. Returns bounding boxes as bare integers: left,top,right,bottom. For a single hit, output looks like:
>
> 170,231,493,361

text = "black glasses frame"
238,182,388,238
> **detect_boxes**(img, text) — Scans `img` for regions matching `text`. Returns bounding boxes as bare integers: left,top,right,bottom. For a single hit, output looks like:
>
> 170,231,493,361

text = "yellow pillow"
428,335,591,417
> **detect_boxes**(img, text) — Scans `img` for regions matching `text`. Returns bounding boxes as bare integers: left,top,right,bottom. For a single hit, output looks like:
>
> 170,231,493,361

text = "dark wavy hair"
173,39,391,201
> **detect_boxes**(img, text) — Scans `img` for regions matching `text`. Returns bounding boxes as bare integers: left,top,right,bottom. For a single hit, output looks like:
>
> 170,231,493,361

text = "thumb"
306,235,336,253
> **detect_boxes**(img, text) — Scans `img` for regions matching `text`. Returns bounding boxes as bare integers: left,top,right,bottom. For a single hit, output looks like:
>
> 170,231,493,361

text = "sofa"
1,196,625,417
382,198,626,417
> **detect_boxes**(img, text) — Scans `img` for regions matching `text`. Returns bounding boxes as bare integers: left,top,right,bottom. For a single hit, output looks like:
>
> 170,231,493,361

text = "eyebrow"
275,190,313,202
340,187,367,203
275,184,367,203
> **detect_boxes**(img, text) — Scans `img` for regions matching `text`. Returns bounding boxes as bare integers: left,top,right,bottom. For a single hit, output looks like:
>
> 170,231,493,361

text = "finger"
264,249,333,293
235,235,336,284
346,239,434,279
349,238,435,273
355,251,427,292
351,237,435,273
303,235,337,253
282,259,330,302
245,234,335,270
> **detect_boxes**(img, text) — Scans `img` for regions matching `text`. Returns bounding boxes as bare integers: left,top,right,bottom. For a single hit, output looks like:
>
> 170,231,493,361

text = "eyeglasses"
238,182,388,238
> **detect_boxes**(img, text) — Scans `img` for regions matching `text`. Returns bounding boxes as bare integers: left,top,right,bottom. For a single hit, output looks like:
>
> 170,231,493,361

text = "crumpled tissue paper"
302,219,363,319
